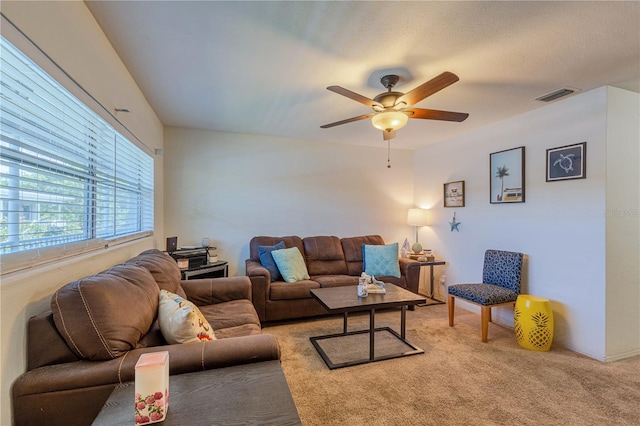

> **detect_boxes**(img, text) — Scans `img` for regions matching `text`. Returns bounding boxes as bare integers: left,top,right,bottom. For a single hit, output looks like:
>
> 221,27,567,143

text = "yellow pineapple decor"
514,307,524,344
514,295,554,352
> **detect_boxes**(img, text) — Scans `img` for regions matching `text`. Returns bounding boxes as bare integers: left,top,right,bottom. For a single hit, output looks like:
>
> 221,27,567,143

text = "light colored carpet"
263,305,640,426
312,328,419,366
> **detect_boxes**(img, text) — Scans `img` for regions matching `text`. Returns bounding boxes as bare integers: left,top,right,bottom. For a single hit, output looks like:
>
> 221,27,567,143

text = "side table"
181,261,228,280
418,260,446,305
514,295,554,351
92,360,301,425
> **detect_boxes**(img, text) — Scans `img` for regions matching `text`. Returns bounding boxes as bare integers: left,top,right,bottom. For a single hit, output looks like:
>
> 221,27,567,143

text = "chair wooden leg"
448,295,455,326
481,306,490,343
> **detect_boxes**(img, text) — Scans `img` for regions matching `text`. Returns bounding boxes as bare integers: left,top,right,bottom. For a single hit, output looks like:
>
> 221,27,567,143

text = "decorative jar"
135,351,169,424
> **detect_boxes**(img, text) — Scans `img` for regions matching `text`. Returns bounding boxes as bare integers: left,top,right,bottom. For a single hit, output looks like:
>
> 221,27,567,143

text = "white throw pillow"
271,247,310,283
158,289,216,344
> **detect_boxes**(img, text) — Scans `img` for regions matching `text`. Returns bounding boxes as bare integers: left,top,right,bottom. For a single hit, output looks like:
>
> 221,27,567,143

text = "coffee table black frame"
310,283,426,369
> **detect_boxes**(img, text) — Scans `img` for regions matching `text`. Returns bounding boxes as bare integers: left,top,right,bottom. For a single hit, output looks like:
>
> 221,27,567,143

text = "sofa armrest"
13,334,280,397
246,259,270,281
12,334,281,425
245,259,269,322
181,276,252,306
399,257,421,294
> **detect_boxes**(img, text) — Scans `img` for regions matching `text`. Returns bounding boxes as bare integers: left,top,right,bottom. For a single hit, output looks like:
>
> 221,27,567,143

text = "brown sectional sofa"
246,235,421,322
12,249,280,426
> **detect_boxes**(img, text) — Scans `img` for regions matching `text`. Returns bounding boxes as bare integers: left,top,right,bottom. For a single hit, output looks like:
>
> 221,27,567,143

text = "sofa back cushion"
341,235,386,276
303,236,348,276
51,263,159,360
250,236,304,262
27,312,80,370
127,249,186,298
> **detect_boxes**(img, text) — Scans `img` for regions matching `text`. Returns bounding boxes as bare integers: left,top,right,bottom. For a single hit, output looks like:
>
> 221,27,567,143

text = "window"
0,36,153,264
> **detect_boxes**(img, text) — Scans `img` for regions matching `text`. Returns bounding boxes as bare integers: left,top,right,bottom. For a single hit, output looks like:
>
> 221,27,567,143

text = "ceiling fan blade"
327,86,383,109
405,108,469,122
382,130,396,141
396,72,460,106
320,113,375,128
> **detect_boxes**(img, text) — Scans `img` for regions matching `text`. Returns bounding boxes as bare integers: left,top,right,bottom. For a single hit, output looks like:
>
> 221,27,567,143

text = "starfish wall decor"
449,212,461,232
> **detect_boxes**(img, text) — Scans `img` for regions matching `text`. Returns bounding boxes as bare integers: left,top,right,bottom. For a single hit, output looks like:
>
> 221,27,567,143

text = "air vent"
534,87,580,103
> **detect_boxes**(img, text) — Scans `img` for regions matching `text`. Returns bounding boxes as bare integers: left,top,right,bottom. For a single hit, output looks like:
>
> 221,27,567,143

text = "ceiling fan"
320,72,469,140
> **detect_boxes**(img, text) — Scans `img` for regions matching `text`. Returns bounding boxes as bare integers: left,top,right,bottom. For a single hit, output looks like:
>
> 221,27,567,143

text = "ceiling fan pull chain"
387,139,391,168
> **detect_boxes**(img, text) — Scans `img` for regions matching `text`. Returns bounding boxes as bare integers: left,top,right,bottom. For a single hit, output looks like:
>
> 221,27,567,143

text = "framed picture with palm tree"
490,146,525,204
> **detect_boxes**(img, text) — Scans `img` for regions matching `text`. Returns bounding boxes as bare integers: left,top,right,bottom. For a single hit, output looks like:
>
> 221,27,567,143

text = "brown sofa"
246,235,421,322
12,249,280,426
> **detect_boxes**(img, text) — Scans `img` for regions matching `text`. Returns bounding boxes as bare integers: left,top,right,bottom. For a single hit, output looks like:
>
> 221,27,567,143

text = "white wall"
163,127,415,276
414,86,640,361
605,86,640,361
0,3,164,424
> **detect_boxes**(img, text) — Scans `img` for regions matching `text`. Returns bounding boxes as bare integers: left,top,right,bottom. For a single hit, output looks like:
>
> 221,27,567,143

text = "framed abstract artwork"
444,180,465,207
546,142,586,182
490,146,525,204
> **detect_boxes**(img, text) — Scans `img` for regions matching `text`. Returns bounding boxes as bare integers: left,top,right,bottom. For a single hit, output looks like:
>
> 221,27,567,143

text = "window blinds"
0,36,153,262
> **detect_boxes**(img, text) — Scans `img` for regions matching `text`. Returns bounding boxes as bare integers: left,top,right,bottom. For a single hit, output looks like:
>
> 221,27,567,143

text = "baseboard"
604,348,640,363
452,300,640,363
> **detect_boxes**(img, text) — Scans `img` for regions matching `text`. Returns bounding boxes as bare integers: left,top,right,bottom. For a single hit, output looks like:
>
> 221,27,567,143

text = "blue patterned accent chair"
448,249,524,342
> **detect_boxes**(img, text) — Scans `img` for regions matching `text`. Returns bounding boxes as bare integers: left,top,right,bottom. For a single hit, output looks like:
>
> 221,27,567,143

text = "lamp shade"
407,208,429,226
371,111,409,132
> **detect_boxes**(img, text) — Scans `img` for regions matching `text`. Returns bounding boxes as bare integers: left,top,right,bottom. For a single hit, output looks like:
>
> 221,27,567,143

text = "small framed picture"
444,180,465,207
490,146,525,204
546,142,586,182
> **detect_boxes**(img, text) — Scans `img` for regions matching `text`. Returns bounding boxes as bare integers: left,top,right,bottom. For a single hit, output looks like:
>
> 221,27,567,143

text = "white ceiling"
85,1,640,150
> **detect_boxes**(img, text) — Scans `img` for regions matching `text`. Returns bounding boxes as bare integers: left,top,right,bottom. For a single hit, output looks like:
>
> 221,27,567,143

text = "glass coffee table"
310,283,426,369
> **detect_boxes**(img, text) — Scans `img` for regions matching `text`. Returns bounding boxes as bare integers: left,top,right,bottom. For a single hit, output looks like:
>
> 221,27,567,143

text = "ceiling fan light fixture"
371,110,408,132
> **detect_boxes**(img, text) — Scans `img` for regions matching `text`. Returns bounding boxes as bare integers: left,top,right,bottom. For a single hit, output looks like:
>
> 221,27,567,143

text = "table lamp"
407,208,429,253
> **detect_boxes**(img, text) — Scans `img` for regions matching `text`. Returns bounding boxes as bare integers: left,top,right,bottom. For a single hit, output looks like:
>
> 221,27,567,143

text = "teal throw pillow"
363,243,401,278
258,241,285,282
271,247,310,283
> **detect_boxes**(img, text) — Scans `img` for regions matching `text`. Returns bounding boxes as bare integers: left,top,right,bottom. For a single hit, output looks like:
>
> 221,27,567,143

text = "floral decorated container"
134,351,169,424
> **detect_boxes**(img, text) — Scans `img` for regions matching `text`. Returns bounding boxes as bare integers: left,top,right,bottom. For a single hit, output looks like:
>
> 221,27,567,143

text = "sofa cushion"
303,236,348,276
258,241,285,282
51,263,159,360
158,290,216,344
249,236,304,262
341,235,386,275
272,247,310,283
199,299,261,330
127,249,187,298
213,323,263,338
26,312,80,370
312,275,360,288
270,280,320,300
137,321,167,348
363,243,401,278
